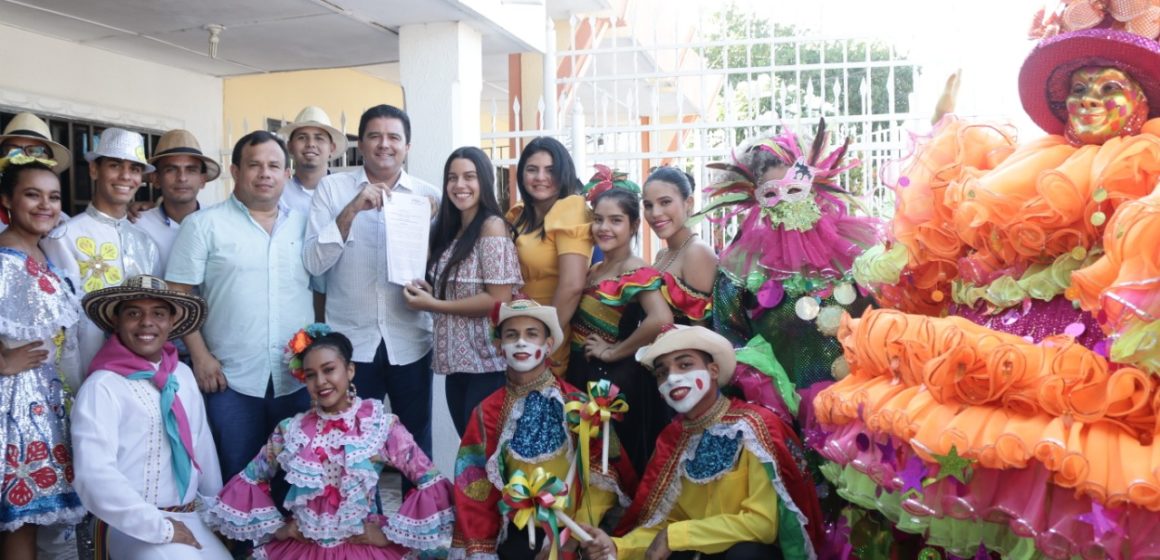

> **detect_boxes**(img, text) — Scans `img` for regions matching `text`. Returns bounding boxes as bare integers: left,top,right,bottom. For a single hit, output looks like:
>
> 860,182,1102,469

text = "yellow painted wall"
222,68,404,143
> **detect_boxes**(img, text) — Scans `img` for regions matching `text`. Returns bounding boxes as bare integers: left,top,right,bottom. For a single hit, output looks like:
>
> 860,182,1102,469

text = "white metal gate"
482,4,925,256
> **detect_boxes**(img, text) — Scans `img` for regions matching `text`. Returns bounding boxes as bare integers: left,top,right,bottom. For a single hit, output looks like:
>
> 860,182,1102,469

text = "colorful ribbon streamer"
500,467,586,560
564,380,628,483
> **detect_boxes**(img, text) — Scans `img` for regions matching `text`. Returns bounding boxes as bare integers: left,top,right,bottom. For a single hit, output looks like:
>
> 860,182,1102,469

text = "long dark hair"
428,147,505,299
512,137,583,239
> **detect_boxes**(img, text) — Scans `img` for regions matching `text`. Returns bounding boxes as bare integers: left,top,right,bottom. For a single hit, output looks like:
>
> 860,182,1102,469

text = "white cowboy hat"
147,129,221,181
635,325,737,385
84,127,155,173
277,106,348,158
492,299,565,352
0,112,72,173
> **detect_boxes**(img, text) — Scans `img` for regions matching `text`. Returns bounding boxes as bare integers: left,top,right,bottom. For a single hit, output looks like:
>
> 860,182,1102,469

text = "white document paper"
383,191,430,286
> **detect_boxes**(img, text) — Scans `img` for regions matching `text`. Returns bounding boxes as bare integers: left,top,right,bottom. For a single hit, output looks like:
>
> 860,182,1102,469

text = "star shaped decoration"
931,445,973,485
897,455,927,497
877,438,896,468
1077,501,1124,539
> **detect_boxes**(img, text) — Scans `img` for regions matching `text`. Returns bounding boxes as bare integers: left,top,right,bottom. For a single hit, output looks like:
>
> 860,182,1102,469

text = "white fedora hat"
636,325,737,385
492,299,565,352
0,112,72,173
84,127,155,173
277,106,348,158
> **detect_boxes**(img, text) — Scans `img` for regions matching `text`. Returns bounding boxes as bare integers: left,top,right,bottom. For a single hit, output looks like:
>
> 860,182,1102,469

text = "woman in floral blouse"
403,146,522,436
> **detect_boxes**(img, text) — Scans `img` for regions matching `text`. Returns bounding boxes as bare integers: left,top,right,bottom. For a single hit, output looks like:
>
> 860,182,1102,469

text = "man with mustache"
578,325,824,560
450,299,637,560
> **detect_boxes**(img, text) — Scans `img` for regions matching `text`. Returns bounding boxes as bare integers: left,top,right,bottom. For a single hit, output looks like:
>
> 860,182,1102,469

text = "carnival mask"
500,338,550,372
1065,66,1148,146
756,156,816,208
658,369,713,414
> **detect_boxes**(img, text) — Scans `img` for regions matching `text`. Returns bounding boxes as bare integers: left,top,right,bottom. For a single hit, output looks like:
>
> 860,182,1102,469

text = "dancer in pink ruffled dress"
205,325,454,559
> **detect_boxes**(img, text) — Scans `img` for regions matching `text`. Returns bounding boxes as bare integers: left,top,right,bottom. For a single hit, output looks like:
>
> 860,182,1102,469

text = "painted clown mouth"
668,387,690,401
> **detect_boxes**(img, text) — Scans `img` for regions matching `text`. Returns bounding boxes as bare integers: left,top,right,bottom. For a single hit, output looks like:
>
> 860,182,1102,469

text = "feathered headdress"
697,117,882,313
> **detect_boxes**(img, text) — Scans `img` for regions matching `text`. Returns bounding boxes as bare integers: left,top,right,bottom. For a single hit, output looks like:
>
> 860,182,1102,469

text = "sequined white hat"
84,127,155,173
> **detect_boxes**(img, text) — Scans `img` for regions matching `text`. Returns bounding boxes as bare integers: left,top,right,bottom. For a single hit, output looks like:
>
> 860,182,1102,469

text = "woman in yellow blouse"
505,137,593,375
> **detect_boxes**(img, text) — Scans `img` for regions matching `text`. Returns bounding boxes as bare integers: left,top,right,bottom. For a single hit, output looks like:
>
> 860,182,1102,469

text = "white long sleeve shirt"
304,167,438,364
70,362,222,544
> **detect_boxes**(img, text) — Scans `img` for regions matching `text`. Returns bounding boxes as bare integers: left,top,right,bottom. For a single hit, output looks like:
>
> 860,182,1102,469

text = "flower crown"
283,323,334,382
583,164,641,203
0,153,58,173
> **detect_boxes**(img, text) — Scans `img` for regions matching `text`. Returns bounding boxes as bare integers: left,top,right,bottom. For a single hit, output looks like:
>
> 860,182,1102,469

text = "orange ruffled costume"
863,117,1160,316
820,118,1160,517
815,309,1160,509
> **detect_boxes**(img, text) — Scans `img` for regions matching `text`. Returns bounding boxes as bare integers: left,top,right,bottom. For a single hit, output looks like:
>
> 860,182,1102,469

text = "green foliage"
700,1,917,195
704,2,915,130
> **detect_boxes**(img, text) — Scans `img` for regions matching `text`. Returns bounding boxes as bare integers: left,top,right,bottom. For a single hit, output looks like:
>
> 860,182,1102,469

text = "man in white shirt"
46,127,162,372
136,129,219,273
71,275,229,559
279,106,346,322
304,104,439,458
277,105,346,215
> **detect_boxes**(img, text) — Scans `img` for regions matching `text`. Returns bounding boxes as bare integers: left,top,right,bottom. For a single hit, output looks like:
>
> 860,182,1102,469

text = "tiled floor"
378,471,403,514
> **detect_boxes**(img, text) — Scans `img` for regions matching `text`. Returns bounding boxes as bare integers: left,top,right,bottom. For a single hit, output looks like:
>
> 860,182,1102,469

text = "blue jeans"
204,380,310,481
445,371,506,437
354,342,433,459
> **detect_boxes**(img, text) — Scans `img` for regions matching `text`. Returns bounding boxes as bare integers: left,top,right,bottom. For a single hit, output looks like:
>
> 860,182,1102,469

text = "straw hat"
635,325,737,385
84,127,155,173
492,299,565,352
82,275,207,340
147,129,221,181
277,106,348,158
0,112,71,173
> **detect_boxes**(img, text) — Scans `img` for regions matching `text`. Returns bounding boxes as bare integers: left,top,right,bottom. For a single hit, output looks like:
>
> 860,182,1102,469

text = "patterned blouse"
430,217,523,374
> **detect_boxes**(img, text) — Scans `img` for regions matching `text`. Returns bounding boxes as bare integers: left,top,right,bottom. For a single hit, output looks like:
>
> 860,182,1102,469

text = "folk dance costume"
0,248,85,531
813,4,1160,558
611,326,824,560
567,266,673,476
205,397,454,559
450,368,637,559
71,276,228,559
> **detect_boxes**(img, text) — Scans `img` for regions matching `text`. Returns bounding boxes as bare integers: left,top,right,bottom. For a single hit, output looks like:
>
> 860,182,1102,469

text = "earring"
348,383,357,402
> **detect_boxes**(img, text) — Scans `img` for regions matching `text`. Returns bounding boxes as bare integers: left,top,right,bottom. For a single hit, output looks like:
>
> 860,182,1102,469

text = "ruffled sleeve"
661,271,712,322
594,267,663,306
381,415,455,553
478,226,523,287
203,419,288,544
545,195,594,257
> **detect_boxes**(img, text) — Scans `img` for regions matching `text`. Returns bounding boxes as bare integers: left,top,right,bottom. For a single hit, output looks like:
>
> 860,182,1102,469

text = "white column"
542,18,557,132
399,21,483,186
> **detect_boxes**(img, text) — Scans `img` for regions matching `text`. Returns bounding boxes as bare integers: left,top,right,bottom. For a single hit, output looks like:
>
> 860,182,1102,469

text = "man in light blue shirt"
166,130,312,480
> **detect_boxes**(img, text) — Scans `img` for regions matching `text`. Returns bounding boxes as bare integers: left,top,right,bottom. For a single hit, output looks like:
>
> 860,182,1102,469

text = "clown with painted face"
577,325,824,560
450,300,637,560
